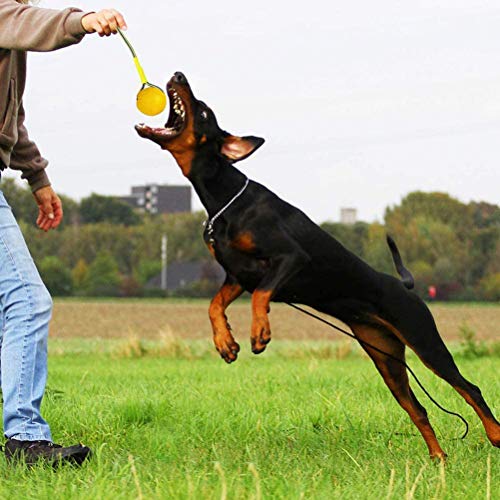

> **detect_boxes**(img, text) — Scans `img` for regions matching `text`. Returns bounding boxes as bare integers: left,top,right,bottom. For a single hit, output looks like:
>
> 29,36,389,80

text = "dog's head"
135,72,264,177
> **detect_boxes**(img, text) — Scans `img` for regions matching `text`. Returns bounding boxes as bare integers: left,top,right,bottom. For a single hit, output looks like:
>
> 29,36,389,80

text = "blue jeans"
0,189,52,441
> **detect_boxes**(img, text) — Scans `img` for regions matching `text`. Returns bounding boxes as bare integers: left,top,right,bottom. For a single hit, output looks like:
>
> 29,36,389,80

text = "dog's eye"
200,110,208,121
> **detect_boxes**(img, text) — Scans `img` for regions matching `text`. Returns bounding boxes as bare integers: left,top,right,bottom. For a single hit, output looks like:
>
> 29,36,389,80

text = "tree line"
2,178,499,300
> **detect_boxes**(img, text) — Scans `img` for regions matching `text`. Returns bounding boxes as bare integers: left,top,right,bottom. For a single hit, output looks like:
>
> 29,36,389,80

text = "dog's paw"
429,451,447,463
213,334,240,364
251,317,271,354
487,426,500,448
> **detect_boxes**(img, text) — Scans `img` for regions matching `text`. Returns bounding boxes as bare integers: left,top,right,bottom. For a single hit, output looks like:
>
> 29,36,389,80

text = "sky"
5,0,500,222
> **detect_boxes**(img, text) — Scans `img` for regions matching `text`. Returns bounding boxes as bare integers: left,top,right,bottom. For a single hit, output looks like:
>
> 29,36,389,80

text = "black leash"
286,302,469,440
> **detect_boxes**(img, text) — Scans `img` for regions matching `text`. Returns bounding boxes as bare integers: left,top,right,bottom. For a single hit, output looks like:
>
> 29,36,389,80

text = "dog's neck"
188,155,247,218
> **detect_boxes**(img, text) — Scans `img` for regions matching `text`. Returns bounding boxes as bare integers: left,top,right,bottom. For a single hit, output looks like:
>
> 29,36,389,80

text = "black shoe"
4,439,91,467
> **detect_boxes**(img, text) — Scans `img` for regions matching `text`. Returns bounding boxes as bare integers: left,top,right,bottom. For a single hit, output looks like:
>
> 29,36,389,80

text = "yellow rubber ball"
136,86,167,116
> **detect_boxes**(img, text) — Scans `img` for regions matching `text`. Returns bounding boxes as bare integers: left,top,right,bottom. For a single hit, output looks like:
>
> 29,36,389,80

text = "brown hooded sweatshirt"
0,0,88,191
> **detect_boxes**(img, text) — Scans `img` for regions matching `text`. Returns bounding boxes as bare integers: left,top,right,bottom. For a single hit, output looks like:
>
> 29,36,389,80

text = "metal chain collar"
204,177,250,244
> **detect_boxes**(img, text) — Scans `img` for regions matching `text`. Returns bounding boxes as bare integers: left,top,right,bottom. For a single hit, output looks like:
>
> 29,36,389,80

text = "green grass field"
0,335,498,499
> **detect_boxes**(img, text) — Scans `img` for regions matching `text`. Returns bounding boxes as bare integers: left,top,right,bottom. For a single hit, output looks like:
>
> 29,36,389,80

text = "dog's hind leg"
209,275,244,363
374,301,500,449
408,337,500,447
350,323,447,460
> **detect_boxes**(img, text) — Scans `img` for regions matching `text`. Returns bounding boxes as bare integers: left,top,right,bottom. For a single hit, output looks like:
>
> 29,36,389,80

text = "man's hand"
81,9,127,37
33,186,63,232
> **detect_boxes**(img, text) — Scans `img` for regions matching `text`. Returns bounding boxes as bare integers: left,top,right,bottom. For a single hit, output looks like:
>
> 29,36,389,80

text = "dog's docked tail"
386,235,414,290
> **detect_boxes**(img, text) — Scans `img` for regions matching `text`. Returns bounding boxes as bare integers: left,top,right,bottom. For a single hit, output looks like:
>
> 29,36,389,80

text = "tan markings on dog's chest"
171,149,195,177
206,241,216,257
231,231,256,252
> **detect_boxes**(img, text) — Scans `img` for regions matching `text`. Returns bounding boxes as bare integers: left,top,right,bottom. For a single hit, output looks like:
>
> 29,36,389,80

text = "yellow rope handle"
133,57,148,85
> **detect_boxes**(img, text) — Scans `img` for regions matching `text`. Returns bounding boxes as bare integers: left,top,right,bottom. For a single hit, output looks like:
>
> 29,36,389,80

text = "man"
0,0,127,466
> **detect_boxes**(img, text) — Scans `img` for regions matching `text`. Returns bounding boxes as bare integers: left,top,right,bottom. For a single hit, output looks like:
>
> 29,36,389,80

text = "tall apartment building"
120,184,191,214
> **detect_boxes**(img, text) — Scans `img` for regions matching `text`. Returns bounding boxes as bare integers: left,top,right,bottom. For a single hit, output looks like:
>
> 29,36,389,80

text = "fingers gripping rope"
286,303,469,440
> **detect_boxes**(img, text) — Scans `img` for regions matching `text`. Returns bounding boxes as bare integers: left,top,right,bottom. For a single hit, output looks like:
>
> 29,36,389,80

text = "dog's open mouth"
164,84,186,135
135,83,187,143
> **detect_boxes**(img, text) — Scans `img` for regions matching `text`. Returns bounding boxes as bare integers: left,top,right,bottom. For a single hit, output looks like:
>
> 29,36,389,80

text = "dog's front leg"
209,276,244,363
251,251,309,354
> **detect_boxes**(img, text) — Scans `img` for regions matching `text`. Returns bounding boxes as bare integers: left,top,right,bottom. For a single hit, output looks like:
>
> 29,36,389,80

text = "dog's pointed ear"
220,134,265,163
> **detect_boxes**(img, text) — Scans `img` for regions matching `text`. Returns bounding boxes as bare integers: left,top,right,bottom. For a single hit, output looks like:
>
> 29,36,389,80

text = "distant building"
340,208,357,225
119,184,191,215
146,260,225,291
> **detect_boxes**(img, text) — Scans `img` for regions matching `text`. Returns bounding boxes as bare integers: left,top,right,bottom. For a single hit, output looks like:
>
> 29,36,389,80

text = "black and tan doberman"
136,72,499,460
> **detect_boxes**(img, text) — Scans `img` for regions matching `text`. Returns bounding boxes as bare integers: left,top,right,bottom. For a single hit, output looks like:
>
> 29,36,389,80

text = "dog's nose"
173,72,187,84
